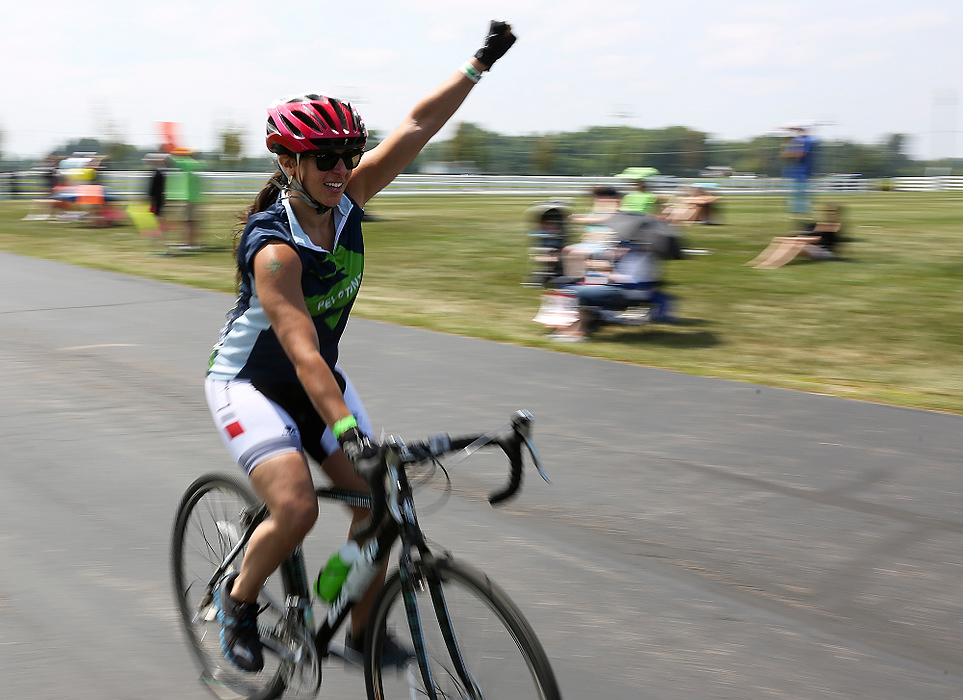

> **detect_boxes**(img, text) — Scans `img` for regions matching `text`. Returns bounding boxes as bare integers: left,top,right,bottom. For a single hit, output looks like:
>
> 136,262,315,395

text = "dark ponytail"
247,170,285,218
232,170,286,289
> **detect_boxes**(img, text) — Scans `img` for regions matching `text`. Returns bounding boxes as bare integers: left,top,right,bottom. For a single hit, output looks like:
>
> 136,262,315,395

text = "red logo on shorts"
225,421,244,439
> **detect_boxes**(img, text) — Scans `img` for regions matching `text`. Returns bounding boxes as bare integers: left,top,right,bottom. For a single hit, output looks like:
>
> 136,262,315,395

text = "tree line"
2,124,957,179
412,124,947,179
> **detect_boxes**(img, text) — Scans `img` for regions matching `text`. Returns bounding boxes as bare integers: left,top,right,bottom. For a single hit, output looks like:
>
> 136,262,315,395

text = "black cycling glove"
337,426,382,479
475,20,516,70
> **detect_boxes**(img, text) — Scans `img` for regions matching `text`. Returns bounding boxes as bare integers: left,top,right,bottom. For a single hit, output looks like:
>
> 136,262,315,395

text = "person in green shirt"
168,148,205,250
616,166,661,215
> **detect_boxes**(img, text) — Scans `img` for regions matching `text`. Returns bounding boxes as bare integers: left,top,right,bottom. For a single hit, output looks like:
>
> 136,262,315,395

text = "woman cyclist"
204,21,516,672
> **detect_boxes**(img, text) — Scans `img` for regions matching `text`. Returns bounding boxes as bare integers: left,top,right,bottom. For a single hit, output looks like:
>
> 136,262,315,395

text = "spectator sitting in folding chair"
747,203,845,269
541,212,681,341
665,183,722,225
560,185,623,278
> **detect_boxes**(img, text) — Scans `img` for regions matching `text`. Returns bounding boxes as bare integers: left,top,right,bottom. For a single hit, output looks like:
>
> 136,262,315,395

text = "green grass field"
2,190,961,414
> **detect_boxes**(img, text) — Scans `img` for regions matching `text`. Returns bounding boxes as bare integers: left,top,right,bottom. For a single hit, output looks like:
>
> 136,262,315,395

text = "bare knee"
274,492,319,541
250,453,320,541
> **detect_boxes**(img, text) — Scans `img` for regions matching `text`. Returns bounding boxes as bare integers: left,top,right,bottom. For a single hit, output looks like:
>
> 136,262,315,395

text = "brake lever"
350,445,389,541
522,434,551,484
509,410,551,484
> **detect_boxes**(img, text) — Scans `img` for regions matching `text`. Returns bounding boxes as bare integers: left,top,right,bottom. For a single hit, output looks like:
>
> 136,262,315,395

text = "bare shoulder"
253,241,302,283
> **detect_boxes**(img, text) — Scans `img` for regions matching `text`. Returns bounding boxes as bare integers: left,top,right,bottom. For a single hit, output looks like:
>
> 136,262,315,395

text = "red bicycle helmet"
266,94,367,154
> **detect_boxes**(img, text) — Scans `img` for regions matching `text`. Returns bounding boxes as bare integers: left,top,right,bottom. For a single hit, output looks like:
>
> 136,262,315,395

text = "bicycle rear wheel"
170,473,289,700
366,556,561,700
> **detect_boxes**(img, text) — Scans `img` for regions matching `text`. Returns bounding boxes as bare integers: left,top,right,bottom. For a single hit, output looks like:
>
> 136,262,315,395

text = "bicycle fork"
401,553,484,700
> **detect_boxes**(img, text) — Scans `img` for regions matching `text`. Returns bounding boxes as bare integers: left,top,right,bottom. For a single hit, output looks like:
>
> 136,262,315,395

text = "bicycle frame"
382,451,480,697
197,460,449,677
308,449,476,699
194,410,549,698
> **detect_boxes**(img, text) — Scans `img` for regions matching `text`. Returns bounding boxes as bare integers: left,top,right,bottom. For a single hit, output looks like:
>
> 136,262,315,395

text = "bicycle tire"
170,473,296,700
365,556,562,700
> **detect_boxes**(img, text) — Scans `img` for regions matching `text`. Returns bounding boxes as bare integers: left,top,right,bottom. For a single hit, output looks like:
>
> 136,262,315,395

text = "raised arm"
346,20,516,206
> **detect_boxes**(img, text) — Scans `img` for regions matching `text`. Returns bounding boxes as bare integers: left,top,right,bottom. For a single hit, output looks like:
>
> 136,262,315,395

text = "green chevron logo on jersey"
304,248,364,330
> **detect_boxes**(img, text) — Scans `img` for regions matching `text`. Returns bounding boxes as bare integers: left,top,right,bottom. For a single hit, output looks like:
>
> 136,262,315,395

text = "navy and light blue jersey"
207,193,364,383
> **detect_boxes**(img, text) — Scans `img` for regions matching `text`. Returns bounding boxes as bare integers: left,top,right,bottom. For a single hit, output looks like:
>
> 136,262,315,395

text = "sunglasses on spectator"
310,149,364,171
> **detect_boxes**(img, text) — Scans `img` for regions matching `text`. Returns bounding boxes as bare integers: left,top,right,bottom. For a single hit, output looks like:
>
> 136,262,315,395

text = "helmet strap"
277,154,332,215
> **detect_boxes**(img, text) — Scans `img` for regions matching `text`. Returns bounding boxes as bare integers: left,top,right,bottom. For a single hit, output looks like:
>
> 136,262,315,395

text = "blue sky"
2,0,960,161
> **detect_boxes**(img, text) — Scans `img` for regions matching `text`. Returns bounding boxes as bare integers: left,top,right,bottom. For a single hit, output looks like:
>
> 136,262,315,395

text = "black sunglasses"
310,149,364,171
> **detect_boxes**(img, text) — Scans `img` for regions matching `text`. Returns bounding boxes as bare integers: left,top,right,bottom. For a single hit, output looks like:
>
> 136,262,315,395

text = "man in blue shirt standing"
782,124,817,223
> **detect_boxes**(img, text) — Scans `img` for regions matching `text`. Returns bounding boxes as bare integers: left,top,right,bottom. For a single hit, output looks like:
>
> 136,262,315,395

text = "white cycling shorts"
205,369,372,475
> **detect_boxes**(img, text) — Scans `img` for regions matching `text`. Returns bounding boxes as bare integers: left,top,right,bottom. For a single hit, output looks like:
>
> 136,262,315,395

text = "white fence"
1,171,961,200
891,176,963,192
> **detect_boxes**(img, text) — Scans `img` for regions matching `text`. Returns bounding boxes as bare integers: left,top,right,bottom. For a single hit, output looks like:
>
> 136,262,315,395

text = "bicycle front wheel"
170,473,289,700
366,556,561,700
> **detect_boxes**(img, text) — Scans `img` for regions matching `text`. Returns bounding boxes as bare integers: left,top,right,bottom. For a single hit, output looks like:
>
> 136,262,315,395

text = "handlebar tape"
444,434,524,505
488,435,524,505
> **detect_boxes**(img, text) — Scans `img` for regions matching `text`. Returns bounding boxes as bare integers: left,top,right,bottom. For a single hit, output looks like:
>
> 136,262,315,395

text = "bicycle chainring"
277,618,321,699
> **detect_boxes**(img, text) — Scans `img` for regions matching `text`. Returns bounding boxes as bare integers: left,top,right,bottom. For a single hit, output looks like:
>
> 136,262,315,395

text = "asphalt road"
1,251,961,699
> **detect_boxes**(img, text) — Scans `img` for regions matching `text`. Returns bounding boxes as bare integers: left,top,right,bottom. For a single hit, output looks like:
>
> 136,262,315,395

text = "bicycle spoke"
171,474,292,700
367,558,560,700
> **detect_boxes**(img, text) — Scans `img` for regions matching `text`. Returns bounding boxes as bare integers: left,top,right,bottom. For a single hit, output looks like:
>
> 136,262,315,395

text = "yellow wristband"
332,415,358,439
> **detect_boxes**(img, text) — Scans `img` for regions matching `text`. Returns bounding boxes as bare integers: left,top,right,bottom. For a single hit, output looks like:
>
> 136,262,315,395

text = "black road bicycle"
170,410,562,700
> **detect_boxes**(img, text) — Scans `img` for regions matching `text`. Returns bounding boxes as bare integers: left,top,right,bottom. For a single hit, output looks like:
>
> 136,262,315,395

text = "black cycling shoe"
213,572,264,673
344,630,414,668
